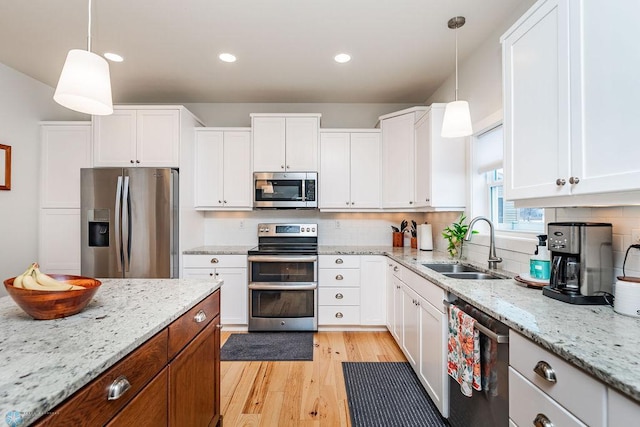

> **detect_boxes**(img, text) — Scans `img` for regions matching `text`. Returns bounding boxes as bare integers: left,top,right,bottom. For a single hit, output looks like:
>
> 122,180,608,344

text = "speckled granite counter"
183,245,255,255
0,278,221,426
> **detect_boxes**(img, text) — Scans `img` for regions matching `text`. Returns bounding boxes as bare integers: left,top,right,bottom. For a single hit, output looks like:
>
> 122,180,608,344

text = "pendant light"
441,16,472,138
54,0,113,115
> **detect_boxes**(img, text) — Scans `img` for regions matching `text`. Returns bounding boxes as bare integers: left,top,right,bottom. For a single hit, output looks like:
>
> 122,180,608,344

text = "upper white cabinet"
251,114,321,172
502,0,640,203
40,122,92,208
379,105,465,210
319,129,381,210
93,106,184,167
194,128,252,210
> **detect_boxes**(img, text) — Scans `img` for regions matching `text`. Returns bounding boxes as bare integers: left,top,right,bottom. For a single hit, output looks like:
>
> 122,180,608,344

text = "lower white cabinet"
182,255,247,326
386,263,448,417
608,387,640,426
509,331,606,427
39,209,81,275
318,255,386,326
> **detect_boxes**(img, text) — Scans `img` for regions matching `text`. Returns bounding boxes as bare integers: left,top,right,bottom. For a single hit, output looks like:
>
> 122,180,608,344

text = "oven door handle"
248,255,318,263
249,283,318,291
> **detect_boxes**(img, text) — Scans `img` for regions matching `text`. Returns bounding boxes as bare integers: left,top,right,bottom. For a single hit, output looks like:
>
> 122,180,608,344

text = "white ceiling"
0,0,529,104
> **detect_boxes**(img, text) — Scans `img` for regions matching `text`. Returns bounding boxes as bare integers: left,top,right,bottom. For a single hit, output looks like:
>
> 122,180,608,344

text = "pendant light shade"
54,49,113,115
442,16,472,138
442,100,472,137
53,0,113,115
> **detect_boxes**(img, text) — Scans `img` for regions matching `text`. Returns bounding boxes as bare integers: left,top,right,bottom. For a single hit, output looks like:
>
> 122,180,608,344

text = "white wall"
183,102,416,128
0,63,86,295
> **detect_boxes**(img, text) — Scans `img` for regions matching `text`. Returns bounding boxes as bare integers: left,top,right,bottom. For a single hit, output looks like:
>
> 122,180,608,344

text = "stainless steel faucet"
464,216,503,269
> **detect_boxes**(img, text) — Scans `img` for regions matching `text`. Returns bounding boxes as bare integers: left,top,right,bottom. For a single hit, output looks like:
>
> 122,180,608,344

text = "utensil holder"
392,232,404,247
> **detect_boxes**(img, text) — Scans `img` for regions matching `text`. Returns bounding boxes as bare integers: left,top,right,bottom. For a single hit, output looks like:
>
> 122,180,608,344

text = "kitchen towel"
417,224,433,251
447,305,481,397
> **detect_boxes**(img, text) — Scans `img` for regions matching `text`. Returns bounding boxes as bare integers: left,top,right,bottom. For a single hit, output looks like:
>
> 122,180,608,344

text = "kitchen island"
0,278,222,426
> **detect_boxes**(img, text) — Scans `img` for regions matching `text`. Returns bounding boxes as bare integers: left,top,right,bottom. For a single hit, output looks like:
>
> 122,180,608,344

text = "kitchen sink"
421,263,483,273
441,272,501,280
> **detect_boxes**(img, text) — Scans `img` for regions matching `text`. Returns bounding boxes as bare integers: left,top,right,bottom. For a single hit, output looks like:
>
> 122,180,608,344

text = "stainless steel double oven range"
248,223,318,332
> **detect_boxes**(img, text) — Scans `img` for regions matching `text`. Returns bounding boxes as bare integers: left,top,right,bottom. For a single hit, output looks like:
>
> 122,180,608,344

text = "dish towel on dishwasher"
447,305,481,397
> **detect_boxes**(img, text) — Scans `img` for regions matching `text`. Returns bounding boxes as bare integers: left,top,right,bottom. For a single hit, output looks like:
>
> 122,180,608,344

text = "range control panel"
257,223,318,237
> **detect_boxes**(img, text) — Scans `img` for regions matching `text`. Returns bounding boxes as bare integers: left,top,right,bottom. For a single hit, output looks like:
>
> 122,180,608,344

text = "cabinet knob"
556,178,566,186
393,266,399,272
223,200,227,204
351,202,355,205
130,160,135,164
107,376,132,401
194,310,207,323
396,285,401,289
209,273,214,277
409,201,414,204
426,198,430,202
335,312,343,318
533,361,557,383
286,165,290,169
135,160,140,164
218,200,222,204
335,274,344,280
211,258,219,264
346,201,350,205
281,165,285,169
533,413,554,427
569,176,580,184
335,258,344,264
335,293,344,299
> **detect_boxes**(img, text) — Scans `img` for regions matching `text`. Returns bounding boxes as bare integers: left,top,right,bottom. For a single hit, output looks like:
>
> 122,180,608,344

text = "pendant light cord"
454,22,458,102
87,0,92,52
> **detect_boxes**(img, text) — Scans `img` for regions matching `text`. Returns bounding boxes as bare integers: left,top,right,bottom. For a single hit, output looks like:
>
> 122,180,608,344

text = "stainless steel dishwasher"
445,297,509,427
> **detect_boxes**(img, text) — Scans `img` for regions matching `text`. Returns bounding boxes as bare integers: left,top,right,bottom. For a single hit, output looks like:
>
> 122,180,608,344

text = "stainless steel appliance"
248,223,318,331
253,172,317,209
543,222,613,305
80,168,178,278
446,298,509,427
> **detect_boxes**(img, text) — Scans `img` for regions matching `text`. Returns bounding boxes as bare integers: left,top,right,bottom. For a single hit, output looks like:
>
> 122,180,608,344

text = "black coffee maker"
543,222,613,305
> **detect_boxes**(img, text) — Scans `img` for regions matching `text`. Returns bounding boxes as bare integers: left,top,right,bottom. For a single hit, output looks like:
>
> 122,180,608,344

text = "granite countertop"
0,278,222,425
182,244,640,403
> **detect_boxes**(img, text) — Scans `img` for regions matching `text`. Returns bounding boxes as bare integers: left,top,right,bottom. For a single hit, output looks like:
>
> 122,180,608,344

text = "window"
473,124,544,233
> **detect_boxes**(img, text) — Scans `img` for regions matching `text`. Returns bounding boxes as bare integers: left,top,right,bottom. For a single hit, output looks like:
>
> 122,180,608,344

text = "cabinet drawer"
509,368,587,427
168,290,220,359
183,254,247,268
106,368,168,427
319,306,360,325
319,255,360,269
509,331,606,427
319,287,360,306
319,269,360,287
35,330,168,427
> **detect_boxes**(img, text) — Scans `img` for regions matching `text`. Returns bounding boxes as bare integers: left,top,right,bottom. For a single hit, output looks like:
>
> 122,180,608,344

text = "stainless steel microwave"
253,172,317,209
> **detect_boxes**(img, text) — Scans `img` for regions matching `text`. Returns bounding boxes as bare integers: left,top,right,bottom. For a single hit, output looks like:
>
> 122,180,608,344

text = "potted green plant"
391,220,409,247
442,214,477,259
410,220,418,249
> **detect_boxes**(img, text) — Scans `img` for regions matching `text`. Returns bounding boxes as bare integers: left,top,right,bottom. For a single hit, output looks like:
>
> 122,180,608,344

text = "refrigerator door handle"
115,176,123,273
122,176,130,273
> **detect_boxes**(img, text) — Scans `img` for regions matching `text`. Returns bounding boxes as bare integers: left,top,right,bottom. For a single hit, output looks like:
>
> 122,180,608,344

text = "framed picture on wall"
0,144,11,190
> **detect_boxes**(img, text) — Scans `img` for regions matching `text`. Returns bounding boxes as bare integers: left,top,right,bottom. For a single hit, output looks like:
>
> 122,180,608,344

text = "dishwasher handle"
443,300,509,344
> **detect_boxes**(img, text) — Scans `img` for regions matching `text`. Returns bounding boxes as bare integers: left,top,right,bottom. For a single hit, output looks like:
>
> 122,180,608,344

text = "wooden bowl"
3,275,101,320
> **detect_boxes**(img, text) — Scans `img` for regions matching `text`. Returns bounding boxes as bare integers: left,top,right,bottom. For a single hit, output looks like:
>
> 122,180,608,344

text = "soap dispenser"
530,234,551,280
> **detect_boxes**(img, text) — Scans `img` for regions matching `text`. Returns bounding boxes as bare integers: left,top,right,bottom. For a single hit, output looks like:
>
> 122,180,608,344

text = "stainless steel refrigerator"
80,168,179,278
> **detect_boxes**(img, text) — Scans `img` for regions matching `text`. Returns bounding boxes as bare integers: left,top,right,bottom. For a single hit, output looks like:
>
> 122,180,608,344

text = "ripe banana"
12,264,36,289
13,263,85,291
33,265,80,290
22,273,49,290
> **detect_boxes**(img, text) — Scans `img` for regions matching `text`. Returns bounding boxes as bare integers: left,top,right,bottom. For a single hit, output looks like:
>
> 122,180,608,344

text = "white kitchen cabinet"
509,331,606,427
40,122,92,208
194,128,252,210
502,0,640,203
402,283,420,368
380,105,465,210
251,114,320,172
386,260,403,342
418,293,448,417
608,388,640,426
39,209,81,275
182,255,247,326
318,255,361,326
359,256,386,325
93,107,183,167
319,130,381,210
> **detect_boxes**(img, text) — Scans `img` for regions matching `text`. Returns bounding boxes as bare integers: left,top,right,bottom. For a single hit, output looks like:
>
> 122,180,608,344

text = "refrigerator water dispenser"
88,209,109,247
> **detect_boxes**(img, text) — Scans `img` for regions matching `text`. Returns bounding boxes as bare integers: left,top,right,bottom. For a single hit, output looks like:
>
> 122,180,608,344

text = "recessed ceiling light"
103,52,123,62
219,53,237,63
334,53,351,63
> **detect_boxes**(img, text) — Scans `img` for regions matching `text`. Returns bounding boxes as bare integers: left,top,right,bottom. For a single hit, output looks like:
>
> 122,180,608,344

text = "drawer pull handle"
534,413,554,427
335,312,343,318
335,293,344,299
533,361,557,383
107,375,131,401
336,274,344,280
194,310,207,323
210,258,219,264
335,258,344,264
393,266,399,272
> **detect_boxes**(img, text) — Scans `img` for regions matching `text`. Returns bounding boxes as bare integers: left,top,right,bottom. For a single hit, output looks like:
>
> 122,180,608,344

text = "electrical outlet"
239,220,244,229
335,220,341,229
632,229,640,244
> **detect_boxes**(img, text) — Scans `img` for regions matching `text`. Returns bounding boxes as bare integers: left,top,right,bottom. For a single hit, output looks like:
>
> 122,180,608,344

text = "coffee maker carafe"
543,222,613,305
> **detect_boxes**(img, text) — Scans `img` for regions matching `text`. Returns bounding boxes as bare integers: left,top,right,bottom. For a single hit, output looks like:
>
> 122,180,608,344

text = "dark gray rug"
342,362,447,427
220,332,314,361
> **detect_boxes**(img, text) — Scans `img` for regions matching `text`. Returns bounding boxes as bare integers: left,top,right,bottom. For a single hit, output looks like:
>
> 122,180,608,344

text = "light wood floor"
220,331,407,427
